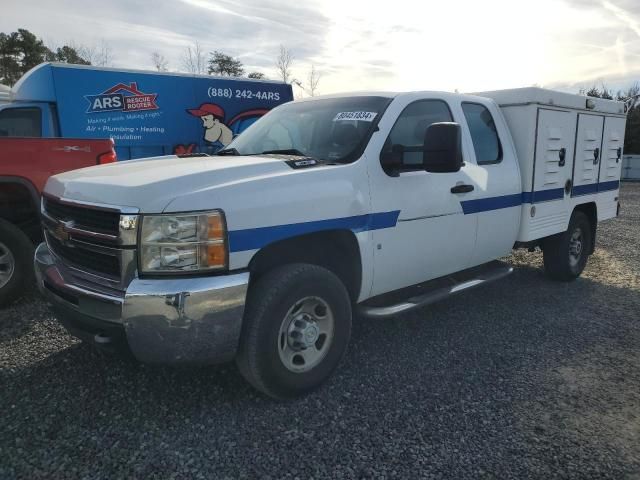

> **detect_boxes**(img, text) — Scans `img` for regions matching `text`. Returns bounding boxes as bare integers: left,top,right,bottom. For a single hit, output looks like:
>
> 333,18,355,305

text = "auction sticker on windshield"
333,111,377,122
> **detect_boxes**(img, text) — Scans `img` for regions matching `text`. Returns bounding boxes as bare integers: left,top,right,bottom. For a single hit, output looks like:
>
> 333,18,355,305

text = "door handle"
559,147,566,167
616,147,622,163
593,147,600,165
451,184,474,194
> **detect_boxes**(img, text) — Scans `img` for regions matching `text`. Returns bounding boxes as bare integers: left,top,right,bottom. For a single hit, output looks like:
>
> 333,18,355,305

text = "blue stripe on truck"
522,188,565,203
463,179,619,214
228,180,620,253
572,183,599,196
461,187,565,214
228,210,400,252
572,180,619,196
460,193,522,214
598,180,620,192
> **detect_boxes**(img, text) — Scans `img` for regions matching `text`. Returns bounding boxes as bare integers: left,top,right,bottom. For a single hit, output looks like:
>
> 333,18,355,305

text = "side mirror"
423,122,463,173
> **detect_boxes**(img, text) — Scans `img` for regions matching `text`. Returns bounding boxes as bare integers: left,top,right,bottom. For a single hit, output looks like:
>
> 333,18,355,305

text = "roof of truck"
294,91,399,102
474,87,625,115
10,62,293,103
294,91,484,102
297,88,627,115
17,62,290,86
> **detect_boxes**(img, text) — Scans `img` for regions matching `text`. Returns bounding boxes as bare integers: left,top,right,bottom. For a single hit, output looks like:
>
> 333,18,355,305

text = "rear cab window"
461,102,502,165
0,107,42,137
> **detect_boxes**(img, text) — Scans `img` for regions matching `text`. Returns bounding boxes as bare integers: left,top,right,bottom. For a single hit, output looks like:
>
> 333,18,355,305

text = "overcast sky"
3,0,640,95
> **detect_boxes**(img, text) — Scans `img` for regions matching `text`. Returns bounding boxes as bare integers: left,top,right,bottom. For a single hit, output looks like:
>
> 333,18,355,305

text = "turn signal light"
204,243,226,268
207,215,225,239
97,149,117,164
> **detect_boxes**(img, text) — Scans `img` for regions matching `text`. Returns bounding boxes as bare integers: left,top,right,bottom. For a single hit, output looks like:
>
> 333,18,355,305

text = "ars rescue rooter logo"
85,82,159,114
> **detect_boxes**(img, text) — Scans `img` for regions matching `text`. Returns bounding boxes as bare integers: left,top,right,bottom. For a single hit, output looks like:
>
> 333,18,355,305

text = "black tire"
0,218,35,307
236,263,352,399
543,211,592,281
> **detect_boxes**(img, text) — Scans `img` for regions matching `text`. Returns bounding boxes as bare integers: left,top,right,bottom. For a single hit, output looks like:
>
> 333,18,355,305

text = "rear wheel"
0,218,35,307
236,263,352,399
543,210,592,281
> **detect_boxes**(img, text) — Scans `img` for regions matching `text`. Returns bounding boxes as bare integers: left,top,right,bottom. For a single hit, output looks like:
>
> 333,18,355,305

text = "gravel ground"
1,184,640,480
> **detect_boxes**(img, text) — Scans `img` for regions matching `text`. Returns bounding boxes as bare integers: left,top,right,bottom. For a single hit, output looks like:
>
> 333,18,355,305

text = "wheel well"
574,202,597,254
248,230,362,302
0,181,41,242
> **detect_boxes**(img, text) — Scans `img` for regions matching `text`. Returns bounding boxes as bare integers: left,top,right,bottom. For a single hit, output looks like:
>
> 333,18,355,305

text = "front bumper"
34,242,249,364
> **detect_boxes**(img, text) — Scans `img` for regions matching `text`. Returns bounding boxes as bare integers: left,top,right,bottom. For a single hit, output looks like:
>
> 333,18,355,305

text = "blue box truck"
0,63,294,159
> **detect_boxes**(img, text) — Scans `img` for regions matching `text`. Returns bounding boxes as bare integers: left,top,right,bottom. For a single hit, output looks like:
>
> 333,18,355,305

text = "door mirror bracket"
380,144,404,177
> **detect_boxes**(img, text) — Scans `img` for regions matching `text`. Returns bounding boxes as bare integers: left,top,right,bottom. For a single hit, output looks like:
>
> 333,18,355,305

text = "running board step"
358,260,513,318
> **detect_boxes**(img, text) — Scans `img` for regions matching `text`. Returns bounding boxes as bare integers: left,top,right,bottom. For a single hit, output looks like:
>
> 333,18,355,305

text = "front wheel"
236,264,352,399
543,211,592,281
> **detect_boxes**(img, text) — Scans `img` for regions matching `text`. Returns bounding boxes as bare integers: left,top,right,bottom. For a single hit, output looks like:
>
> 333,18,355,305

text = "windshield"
223,96,392,163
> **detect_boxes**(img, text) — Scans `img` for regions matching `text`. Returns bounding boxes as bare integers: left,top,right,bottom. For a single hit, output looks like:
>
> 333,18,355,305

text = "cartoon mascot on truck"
187,103,234,147
173,103,268,155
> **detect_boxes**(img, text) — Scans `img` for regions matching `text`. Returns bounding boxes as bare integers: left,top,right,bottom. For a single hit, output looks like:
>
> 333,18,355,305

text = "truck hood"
44,154,296,212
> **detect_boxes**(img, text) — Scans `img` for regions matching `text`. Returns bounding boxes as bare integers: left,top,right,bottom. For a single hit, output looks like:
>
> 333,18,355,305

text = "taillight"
97,149,117,164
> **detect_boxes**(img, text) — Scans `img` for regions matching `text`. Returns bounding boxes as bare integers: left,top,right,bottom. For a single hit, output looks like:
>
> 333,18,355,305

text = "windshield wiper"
216,147,240,156
259,148,307,157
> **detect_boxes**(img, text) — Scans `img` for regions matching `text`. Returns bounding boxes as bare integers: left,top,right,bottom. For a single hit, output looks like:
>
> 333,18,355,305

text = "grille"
44,197,120,236
47,234,120,278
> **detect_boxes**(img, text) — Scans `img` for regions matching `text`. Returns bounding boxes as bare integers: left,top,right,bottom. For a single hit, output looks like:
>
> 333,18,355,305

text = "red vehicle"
0,137,116,306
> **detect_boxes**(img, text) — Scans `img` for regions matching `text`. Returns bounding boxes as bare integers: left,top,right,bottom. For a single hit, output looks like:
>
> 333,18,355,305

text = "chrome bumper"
34,242,249,364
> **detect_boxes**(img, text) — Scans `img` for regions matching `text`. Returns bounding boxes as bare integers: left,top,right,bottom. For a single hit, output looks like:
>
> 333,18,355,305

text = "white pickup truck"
34,88,626,398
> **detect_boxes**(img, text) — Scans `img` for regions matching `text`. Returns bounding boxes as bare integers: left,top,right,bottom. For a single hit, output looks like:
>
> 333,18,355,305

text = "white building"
622,155,640,180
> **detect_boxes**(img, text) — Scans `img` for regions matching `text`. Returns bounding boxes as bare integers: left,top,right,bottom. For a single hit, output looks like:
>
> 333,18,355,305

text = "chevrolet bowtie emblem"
52,223,70,242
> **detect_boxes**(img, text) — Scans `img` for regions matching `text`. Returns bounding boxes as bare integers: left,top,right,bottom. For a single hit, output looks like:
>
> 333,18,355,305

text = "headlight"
139,211,227,274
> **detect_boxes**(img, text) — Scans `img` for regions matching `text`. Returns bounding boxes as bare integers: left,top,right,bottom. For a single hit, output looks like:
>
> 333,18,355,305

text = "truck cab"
365,92,521,295
33,89,626,398
0,102,58,138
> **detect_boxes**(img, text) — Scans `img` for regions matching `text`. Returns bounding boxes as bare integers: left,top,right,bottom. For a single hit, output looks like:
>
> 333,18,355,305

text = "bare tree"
151,51,168,72
68,39,113,67
617,82,640,109
95,40,113,67
600,83,613,100
307,64,321,96
275,45,293,83
73,42,97,64
293,64,321,97
182,41,206,75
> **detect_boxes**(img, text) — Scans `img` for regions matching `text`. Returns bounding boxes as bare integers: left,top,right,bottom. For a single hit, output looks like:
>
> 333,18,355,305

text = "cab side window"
461,102,502,164
0,108,42,137
382,100,452,167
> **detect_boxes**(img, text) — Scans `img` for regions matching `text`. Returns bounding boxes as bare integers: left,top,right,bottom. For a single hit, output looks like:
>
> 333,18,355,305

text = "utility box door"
533,109,574,196
599,116,626,184
572,114,604,192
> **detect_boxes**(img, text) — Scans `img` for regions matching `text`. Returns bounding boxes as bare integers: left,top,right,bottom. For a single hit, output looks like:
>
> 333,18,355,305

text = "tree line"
0,29,113,86
174,42,320,96
0,28,321,96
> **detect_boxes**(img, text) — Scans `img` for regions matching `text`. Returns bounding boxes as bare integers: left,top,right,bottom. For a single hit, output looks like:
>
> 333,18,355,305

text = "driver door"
367,98,479,296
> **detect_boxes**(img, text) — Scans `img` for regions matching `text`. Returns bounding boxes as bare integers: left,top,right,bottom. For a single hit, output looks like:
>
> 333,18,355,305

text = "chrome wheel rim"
0,242,15,289
278,296,335,373
568,227,584,267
